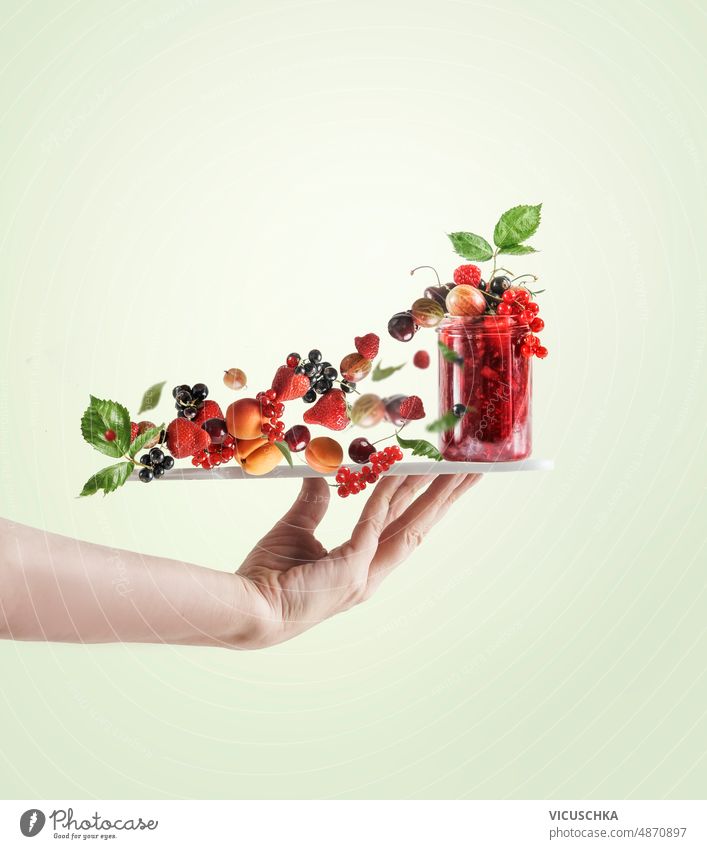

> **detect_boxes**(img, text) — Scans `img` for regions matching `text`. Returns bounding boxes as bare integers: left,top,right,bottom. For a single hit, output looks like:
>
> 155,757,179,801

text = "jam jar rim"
436,314,530,336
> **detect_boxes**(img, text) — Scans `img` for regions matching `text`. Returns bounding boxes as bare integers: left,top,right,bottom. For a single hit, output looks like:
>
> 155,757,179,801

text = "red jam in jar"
437,315,532,462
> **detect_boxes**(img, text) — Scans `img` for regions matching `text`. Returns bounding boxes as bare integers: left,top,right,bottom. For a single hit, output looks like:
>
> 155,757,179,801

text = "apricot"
305,436,343,474
234,436,268,461
239,442,283,476
226,397,265,440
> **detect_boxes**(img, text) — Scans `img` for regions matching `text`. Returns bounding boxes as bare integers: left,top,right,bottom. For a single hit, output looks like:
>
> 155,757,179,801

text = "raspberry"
354,333,380,361
453,264,481,287
413,350,430,369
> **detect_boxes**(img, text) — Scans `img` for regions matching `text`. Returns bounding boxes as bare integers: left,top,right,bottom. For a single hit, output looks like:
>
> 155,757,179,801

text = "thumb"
277,477,331,533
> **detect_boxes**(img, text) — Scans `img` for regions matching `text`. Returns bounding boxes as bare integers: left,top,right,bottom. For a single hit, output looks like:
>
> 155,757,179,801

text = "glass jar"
437,315,532,462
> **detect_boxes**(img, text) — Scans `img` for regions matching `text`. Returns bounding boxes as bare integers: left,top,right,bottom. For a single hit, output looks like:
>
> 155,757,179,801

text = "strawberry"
354,333,379,361
166,418,210,458
303,389,349,431
193,399,224,426
399,395,425,421
271,365,310,401
130,422,139,442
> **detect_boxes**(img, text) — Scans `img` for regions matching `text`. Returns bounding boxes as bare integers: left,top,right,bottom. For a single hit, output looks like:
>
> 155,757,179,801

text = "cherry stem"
512,273,538,283
371,422,406,446
410,265,441,285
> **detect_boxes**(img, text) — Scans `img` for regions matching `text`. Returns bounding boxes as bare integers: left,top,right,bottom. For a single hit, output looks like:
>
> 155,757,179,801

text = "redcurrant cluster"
335,445,404,497
497,287,548,358
256,388,286,443
192,435,236,469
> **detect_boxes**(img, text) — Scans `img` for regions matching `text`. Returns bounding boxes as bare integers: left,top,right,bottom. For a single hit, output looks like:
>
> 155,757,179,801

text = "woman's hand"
236,473,481,648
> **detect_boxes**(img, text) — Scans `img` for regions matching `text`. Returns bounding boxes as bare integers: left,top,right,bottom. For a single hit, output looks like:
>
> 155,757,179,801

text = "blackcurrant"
315,377,332,394
323,366,338,380
452,404,467,417
294,365,306,375
149,447,164,465
172,384,190,399
140,454,151,465
175,390,192,406
138,467,153,483
191,383,209,401
308,349,322,363
183,406,198,421
303,389,317,403
303,361,316,376
490,276,511,296
153,465,165,478
160,456,175,470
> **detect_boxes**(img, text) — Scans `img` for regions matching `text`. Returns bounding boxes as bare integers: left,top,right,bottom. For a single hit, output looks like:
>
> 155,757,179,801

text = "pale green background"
0,0,705,800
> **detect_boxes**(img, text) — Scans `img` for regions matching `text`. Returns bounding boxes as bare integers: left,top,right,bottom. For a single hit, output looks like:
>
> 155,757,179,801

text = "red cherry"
104,429,117,441
530,317,545,332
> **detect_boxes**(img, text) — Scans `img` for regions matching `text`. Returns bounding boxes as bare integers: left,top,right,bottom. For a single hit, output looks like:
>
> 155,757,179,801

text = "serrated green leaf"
448,231,494,262
438,340,463,366
129,424,164,458
499,244,537,256
138,381,166,415
79,461,134,497
371,361,406,382
426,411,463,433
493,204,542,248
274,441,293,467
396,433,444,462
80,396,131,457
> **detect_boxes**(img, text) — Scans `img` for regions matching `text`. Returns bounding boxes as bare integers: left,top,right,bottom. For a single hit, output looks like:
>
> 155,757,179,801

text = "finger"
277,477,330,533
369,474,482,585
383,474,438,529
328,476,406,576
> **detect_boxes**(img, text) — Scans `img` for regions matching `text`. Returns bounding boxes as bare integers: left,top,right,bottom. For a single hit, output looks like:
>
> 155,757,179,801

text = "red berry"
519,310,533,324
502,290,517,303
413,350,430,369
516,290,530,306
497,302,512,315
527,302,540,315
398,395,425,421
130,422,139,442
266,389,277,400
104,429,117,441
520,344,533,358
354,333,380,361
335,468,349,484
535,345,548,359
453,264,482,287
286,354,300,368
338,485,349,498
530,317,545,332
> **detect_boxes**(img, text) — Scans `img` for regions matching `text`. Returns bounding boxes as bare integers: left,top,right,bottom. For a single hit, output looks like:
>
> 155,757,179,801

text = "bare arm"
0,474,481,650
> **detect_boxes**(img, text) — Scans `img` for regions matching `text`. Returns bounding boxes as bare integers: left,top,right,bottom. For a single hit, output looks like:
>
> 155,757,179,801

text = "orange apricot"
305,436,343,474
226,397,265,440
234,436,268,462
240,442,283,476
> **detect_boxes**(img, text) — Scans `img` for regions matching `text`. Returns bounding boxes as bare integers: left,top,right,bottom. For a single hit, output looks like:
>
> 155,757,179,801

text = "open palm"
237,473,481,648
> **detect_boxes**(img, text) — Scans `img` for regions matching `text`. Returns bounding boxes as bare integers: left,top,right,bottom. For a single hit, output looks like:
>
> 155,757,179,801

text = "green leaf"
448,231,494,262
138,381,166,415
372,361,406,382
274,441,293,467
499,244,537,256
396,433,444,462
80,396,131,457
79,461,134,497
426,411,463,433
493,204,542,248
438,340,463,366
129,424,164,458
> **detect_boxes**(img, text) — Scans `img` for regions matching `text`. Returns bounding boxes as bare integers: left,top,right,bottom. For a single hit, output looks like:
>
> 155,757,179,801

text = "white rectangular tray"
153,459,553,481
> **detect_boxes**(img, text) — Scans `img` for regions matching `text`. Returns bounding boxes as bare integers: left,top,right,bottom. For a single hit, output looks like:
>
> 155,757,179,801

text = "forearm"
0,518,263,648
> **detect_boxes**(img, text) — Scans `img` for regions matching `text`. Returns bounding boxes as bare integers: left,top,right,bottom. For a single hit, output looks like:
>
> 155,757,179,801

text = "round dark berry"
149,447,164,465
388,311,417,342
315,377,332,394
172,384,191,399
191,383,209,401
322,366,338,380
201,418,228,445
153,465,165,478
303,361,316,376
140,454,152,465
183,406,198,421
175,389,192,406
294,364,306,375
138,467,153,483
452,404,467,417
489,276,511,296
160,456,175,470
303,389,317,404
284,425,311,452
308,349,322,363
177,409,186,418
320,361,331,370
349,437,375,464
